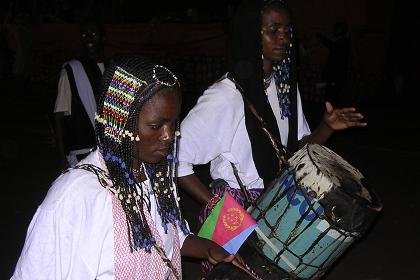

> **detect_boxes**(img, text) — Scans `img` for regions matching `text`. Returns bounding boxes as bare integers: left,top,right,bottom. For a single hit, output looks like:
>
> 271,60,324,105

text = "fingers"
339,112,364,120
232,257,246,270
327,104,364,120
208,246,235,265
223,254,236,263
336,107,357,114
209,254,235,265
329,110,367,129
349,121,367,127
232,254,246,268
325,101,333,113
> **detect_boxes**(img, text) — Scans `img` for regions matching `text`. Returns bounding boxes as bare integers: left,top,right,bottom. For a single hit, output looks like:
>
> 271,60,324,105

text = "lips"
155,147,170,156
273,47,286,53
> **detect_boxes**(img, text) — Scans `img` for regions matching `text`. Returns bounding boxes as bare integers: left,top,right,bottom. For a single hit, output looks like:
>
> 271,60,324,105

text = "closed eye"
265,25,291,36
149,124,161,130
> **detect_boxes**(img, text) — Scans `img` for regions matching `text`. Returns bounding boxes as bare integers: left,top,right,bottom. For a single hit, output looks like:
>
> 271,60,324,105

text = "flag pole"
254,226,296,271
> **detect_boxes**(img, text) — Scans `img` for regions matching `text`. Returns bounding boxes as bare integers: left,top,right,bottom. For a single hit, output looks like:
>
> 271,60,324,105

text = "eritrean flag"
198,193,257,254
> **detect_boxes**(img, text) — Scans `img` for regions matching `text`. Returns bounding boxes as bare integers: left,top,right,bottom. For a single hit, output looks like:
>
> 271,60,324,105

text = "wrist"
322,119,335,132
205,194,221,210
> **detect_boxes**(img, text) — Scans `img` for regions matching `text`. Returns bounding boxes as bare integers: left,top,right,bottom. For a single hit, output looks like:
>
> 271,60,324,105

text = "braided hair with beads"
94,56,189,252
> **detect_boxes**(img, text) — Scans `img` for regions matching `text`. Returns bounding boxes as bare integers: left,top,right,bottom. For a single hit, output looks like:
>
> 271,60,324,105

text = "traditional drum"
250,144,382,279
207,144,382,280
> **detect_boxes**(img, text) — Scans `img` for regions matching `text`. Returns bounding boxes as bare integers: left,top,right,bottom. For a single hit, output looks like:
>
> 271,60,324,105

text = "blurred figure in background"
54,18,106,168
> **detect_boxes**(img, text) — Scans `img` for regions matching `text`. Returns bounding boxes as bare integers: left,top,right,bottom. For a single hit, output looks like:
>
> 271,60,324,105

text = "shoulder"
41,151,110,214
206,76,240,97
195,76,243,111
62,59,82,69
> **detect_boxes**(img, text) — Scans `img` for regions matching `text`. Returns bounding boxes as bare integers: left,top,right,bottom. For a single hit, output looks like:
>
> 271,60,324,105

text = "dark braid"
227,0,299,183
144,115,188,234
95,55,189,252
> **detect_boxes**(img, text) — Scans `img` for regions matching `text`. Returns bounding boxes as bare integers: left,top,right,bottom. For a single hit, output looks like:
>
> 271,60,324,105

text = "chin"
271,56,286,63
148,155,167,165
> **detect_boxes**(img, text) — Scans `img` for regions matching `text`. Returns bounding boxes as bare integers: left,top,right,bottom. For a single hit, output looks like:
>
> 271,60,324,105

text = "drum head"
289,144,382,233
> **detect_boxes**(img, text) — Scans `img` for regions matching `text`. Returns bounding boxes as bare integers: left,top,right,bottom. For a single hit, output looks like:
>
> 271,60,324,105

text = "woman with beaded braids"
12,56,244,280
178,0,367,276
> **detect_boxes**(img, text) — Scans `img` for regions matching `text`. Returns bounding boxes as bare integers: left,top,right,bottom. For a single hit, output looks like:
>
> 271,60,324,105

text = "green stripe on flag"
197,194,226,240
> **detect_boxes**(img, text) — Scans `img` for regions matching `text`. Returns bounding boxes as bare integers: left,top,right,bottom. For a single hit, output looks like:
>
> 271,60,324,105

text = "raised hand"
323,101,367,130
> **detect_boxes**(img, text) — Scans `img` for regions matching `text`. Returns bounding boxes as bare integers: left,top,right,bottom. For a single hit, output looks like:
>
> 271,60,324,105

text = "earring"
135,135,140,142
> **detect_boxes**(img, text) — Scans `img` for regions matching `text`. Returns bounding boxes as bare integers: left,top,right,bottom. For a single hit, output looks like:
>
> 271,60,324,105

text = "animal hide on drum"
289,144,382,233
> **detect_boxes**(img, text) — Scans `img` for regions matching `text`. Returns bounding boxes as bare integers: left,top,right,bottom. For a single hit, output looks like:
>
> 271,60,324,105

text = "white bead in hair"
152,65,178,87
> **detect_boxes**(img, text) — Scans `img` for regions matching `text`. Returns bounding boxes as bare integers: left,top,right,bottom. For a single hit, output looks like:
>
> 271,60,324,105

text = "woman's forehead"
140,89,180,115
262,7,290,25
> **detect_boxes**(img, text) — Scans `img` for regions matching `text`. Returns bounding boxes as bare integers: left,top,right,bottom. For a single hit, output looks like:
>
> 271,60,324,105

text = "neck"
132,160,147,182
263,58,272,79
84,51,104,63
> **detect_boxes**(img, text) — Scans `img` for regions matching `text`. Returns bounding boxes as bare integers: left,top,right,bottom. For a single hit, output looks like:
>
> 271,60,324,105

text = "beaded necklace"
263,26,294,120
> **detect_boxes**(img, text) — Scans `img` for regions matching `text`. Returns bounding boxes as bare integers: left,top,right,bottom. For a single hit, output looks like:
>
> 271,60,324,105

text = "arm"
12,200,97,279
299,120,333,147
178,82,243,204
299,101,366,147
181,234,231,262
178,174,213,204
181,235,250,275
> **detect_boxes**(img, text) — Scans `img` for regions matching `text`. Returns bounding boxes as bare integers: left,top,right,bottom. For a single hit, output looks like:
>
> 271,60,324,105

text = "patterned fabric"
102,66,145,143
66,60,97,127
112,194,182,280
197,179,263,277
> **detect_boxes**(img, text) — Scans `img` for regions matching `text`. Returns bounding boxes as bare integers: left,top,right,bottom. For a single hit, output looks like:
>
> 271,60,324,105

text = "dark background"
1,0,419,279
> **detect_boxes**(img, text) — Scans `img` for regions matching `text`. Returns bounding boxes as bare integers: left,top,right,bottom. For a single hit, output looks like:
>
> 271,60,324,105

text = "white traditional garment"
178,76,311,190
54,60,105,165
11,150,190,280
54,60,105,117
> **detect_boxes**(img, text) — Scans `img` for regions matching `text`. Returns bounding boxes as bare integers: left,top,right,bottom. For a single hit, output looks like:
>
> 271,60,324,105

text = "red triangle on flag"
212,193,257,247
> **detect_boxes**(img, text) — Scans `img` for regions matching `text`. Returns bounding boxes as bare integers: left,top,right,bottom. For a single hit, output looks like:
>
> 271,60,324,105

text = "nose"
160,124,175,143
276,29,287,41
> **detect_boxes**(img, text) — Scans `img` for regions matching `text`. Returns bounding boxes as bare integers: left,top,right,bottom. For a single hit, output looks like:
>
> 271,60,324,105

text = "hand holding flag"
198,192,257,254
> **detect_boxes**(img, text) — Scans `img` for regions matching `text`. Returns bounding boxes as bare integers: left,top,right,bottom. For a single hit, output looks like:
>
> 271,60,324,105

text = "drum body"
207,235,290,280
250,144,382,279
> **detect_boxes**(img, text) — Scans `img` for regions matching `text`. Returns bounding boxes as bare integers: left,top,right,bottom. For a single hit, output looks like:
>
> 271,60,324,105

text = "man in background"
54,18,106,168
